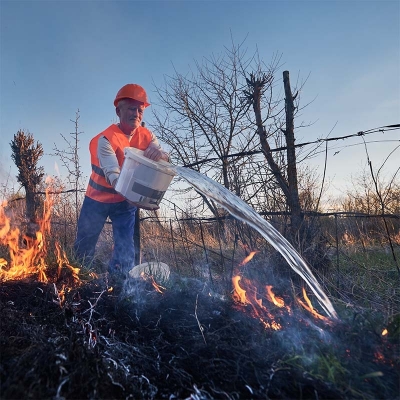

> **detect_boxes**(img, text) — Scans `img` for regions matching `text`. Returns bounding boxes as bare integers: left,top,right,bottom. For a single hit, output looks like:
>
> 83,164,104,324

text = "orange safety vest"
85,124,153,203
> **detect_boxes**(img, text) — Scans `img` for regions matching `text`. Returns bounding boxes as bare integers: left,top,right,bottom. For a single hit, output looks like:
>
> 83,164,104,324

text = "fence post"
134,208,141,265
335,213,340,290
199,220,213,285
169,219,180,274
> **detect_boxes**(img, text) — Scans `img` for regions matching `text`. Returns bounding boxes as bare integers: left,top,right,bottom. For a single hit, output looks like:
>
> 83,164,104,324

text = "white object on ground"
129,261,170,283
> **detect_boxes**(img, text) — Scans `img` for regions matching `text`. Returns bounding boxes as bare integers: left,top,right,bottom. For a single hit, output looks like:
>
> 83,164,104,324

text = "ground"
0,274,399,400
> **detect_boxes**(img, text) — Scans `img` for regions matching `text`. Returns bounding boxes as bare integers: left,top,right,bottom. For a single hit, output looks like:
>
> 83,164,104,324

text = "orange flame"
232,275,282,330
233,251,286,331
232,275,248,304
139,271,166,294
266,285,284,308
374,351,385,362
239,251,258,266
0,182,81,285
55,242,81,284
232,251,333,330
297,287,331,323
266,285,292,314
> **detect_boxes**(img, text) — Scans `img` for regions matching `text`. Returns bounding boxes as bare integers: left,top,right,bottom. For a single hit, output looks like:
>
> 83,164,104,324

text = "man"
74,83,169,278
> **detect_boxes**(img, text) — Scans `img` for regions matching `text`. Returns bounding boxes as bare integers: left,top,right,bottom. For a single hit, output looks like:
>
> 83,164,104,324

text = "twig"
54,377,69,400
52,283,62,307
107,372,125,390
314,140,328,215
82,289,106,323
194,294,207,345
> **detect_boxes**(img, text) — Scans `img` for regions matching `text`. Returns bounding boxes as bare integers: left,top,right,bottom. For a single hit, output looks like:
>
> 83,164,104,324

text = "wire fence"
6,119,398,280
183,124,400,167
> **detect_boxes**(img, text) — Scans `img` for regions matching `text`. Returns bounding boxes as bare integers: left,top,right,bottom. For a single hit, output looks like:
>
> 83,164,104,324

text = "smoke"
118,258,336,362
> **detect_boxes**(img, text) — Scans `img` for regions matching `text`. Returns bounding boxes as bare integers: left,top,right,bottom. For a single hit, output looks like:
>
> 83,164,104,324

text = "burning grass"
1,191,399,399
1,273,399,400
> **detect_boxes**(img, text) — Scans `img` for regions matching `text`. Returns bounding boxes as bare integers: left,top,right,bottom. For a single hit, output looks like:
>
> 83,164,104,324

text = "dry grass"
1,195,399,318
1,196,399,399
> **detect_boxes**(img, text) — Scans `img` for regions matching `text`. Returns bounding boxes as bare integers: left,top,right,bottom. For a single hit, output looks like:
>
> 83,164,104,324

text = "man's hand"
126,199,159,210
143,143,169,162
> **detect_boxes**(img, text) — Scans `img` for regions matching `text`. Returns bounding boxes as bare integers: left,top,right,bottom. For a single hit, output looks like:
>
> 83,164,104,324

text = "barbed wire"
45,210,399,229
183,124,400,168
5,124,398,200
139,210,400,224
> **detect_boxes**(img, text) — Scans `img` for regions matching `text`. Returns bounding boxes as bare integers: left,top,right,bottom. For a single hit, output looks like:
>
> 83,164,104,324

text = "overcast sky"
1,0,399,203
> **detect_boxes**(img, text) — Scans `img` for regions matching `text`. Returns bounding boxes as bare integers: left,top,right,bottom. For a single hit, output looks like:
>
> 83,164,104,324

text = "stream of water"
175,166,339,321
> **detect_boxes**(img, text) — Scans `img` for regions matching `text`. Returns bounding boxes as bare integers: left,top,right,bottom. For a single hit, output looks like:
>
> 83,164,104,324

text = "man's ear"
115,107,120,117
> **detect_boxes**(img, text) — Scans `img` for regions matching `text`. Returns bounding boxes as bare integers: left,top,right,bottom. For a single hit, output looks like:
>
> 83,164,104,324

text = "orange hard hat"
114,84,150,108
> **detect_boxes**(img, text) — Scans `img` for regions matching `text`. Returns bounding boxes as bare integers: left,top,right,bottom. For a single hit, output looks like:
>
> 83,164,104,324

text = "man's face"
116,99,145,133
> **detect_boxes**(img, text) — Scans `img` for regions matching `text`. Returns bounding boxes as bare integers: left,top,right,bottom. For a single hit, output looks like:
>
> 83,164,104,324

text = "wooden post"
169,219,180,273
283,70,303,240
335,213,340,290
134,208,141,265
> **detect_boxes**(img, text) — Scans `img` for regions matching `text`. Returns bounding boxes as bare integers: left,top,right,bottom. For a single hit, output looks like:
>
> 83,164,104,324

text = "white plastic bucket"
115,147,175,210
129,261,170,283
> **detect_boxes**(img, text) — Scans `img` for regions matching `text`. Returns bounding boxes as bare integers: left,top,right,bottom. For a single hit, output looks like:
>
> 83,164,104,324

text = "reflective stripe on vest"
88,178,117,194
91,163,105,177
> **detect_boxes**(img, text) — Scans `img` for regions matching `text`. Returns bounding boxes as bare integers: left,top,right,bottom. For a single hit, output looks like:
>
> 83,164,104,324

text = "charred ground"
0,275,399,400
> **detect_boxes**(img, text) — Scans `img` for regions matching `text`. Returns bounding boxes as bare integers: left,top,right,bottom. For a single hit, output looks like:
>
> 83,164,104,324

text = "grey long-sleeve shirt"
97,131,160,187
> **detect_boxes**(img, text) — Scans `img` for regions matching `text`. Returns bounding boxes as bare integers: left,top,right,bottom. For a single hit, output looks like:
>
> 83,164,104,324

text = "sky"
1,0,399,205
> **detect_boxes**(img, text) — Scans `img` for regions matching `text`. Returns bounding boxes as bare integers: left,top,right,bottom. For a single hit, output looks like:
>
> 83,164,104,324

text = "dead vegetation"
1,143,399,399
1,273,399,400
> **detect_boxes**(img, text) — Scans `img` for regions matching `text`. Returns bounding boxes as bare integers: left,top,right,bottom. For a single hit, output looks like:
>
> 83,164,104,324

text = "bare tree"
10,130,44,235
152,40,286,219
245,70,303,243
52,109,85,225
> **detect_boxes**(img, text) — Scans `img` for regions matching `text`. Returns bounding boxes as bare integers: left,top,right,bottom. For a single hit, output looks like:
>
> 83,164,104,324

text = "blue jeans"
74,196,137,275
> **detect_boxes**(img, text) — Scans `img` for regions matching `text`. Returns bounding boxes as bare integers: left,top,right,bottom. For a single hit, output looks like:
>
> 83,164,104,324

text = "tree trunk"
25,189,36,223
283,70,303,240
251,78,290,200
25,188,40,238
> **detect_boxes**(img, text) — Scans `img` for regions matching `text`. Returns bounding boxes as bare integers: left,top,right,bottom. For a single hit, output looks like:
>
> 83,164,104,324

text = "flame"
232,276,335,331
139,271,166,294
55,242,81,284
0,182,81,286
232,275,247,304
232,252,288,330
297,287,331,323
239,251,258,266
232,252,334,330
374,351,385,363
381,328,388,336
266,285,284,307
232,276,282,330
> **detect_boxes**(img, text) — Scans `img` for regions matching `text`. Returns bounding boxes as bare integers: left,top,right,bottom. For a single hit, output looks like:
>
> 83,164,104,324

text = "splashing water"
175,166,339,321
